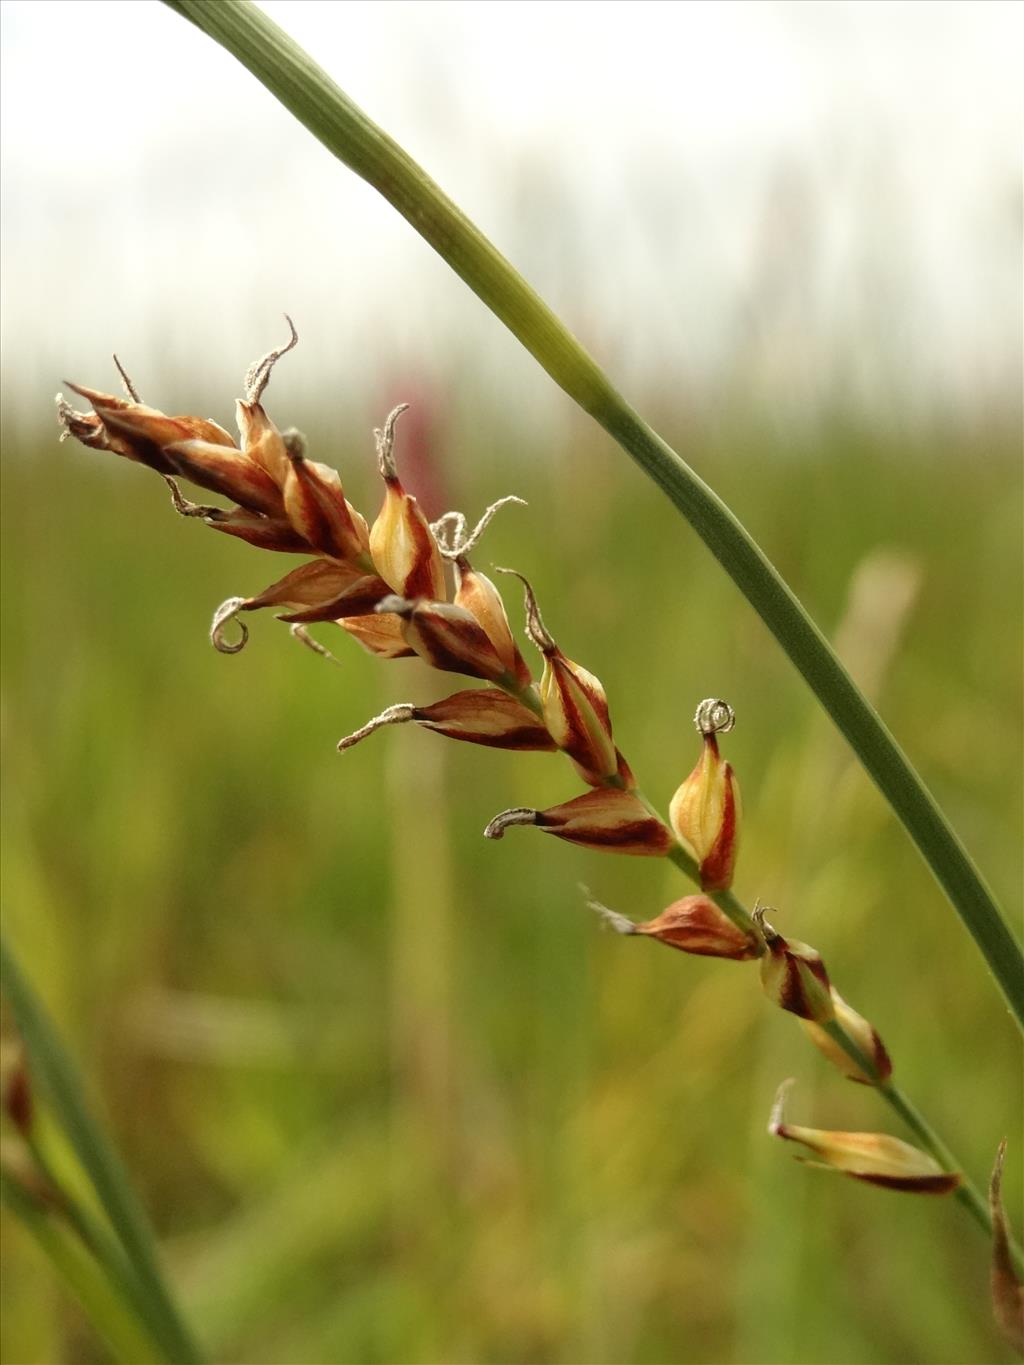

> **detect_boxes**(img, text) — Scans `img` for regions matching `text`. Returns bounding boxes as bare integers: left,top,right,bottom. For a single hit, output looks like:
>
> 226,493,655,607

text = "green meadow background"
1,390,1021,1363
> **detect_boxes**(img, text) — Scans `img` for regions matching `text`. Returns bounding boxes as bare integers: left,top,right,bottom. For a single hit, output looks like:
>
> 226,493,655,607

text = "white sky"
2,0,1021,432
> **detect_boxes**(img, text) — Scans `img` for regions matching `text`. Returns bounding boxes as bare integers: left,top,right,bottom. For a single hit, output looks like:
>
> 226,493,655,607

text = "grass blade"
0,935,205,1364
2,1173,164,1364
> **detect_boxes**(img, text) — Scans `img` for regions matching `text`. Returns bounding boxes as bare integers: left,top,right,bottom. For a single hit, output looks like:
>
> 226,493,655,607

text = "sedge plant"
26,326,1020,1355
2,2,1021,1359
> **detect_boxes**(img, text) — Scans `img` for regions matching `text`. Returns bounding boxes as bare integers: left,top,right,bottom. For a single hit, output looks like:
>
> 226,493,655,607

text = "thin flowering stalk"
816,1012,1020,1263
56,336,1017,1290
58,339,1008,1263
158,0,1022,1033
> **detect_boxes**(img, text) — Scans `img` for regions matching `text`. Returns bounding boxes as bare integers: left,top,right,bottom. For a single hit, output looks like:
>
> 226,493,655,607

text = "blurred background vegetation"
3,406,1020,1364
2,3,1021,1363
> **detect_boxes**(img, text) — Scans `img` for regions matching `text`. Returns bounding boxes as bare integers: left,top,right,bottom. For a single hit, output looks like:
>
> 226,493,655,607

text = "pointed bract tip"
483,807,539,840
373,402,410,479
580,888,637,936
289,623,343,668
493,566,555,652
769,1078,797,1136
989,1138,1024,1356
210,596,250,654
243,315,298,405
337,703,417,752
991,1138,1008,1193
110,353,141,402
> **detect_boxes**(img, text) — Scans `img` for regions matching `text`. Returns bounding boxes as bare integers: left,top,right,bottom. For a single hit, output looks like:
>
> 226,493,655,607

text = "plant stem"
1,1173,163,1365
0,936,205,1364
879,1084,993,1239
819,1017,1023,1274
24,1131,180,1360
513,625,1009,1261
463,671,1012,1268
160,0,1022,1029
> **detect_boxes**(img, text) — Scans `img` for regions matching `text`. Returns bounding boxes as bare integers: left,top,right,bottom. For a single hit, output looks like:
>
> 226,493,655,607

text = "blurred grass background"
2,391,1020,1362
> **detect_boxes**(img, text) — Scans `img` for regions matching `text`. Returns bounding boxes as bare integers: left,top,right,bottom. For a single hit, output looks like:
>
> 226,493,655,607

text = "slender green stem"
0,936,204,1364
819,1016,1023,1274
1,1173,163,1365
24,1132,180,1360
878,1084,993,1241
160,0,1021,1028
505,608,1006,1263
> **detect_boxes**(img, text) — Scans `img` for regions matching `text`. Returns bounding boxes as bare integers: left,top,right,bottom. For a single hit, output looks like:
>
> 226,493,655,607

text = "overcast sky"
2,0,1021,433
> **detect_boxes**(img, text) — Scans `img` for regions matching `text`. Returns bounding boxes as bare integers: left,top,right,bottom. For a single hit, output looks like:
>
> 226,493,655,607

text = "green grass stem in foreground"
161,0,1023,1030
0,936,205,1364
0,1173,164,1365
